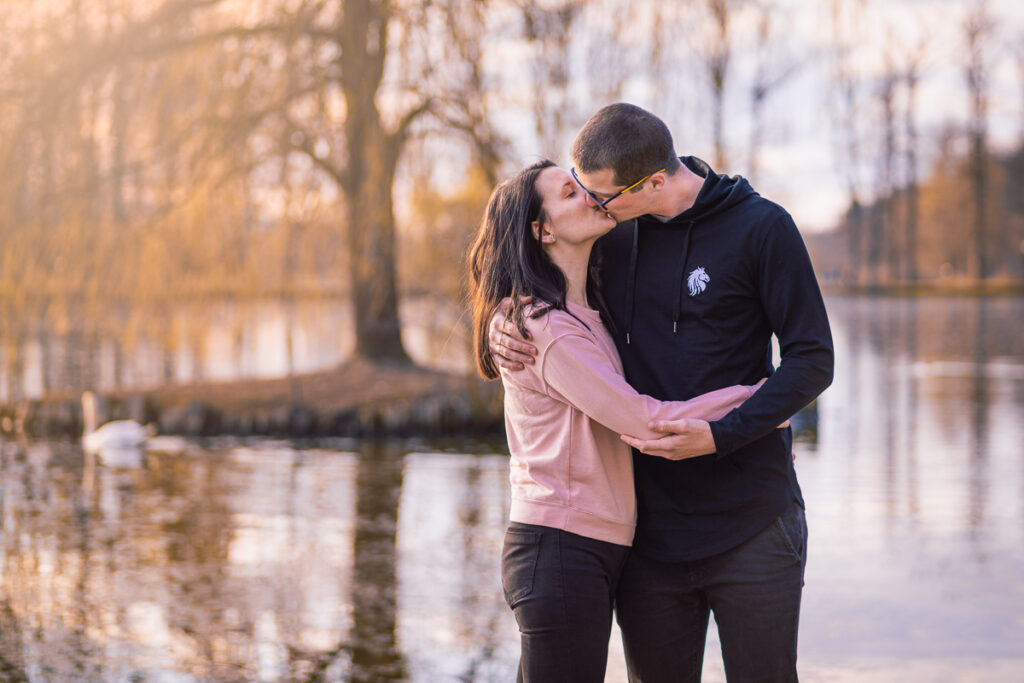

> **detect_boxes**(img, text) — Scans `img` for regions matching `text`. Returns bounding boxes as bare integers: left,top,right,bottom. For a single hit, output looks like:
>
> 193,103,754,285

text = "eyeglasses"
570,167,666,209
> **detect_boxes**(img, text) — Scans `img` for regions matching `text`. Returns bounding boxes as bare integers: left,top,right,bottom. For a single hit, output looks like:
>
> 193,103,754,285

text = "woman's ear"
532,220,556,244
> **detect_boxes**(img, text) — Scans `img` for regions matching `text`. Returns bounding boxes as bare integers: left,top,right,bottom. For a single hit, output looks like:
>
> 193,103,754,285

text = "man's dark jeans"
616,501,808,683
501,521,630,683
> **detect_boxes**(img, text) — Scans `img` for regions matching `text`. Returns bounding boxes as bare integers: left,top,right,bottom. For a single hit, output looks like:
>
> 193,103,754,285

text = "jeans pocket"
772,502,807,563
501,527,541,608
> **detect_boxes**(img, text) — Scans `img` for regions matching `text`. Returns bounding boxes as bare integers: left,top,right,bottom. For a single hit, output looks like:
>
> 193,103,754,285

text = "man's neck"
650,163,704,220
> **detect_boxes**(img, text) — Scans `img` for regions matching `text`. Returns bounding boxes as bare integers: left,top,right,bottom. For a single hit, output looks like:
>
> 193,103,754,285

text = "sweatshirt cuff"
708,421,739,459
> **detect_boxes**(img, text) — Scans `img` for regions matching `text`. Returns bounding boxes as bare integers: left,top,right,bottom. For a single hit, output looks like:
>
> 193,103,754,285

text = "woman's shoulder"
499,305,589,388
521,303,600,348
520,302,583,334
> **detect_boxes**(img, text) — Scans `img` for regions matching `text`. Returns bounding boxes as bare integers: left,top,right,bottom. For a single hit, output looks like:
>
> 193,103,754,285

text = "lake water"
0,295,1022,681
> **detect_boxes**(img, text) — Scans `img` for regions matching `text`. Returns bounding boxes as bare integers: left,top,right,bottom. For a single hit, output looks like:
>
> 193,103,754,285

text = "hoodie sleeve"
541,332,757,440
708,211,835,457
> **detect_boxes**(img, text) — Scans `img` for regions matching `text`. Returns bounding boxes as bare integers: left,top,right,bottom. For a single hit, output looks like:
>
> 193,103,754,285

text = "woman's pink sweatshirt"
499,302,758,547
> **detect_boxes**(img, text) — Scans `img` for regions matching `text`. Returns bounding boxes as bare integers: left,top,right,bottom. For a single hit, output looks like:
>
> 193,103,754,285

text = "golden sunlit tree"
0,0,518,366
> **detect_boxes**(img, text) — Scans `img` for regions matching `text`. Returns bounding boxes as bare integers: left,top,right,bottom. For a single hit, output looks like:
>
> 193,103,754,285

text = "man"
489,103,833,681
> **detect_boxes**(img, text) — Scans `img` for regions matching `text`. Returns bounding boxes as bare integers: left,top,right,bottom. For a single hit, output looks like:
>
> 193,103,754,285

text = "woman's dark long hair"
468,160,611,380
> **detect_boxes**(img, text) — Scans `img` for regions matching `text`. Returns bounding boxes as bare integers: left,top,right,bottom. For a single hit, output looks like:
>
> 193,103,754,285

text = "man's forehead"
576,167,617,191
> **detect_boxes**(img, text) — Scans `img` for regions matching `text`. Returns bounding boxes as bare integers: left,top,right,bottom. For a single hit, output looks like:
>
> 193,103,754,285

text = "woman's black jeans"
501,522,630,682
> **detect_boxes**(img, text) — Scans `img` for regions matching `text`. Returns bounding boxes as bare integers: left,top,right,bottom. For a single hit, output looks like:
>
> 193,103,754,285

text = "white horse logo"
687,267,710,296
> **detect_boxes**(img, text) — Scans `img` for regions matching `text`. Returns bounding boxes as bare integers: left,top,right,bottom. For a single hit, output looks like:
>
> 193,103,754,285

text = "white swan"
81,391,151,452
81,392,189,464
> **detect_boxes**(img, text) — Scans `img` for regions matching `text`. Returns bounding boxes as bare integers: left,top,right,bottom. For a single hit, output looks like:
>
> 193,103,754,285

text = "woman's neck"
548,242,593,308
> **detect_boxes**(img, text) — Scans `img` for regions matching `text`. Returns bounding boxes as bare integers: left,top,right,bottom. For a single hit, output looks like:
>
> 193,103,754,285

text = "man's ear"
648,171,667,192
532,220,555,244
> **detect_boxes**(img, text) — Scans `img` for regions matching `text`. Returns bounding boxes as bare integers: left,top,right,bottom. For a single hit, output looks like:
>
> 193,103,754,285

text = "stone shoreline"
1,360,505,438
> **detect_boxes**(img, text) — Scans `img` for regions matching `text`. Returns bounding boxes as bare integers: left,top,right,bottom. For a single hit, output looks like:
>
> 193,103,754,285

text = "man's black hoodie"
595,156,834,562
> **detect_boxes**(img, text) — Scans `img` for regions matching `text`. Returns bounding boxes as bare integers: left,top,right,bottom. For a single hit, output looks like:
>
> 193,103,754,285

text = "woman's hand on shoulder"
489,297,539,371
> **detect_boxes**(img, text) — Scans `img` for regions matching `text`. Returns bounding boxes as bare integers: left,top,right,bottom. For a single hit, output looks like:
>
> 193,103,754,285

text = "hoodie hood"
670,156,758,222
623,156,757,344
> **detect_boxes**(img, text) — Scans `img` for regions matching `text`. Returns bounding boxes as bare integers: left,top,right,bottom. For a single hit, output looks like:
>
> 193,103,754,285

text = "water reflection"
0,436,516,682
0,296,1022,681
794,296,1024,681
351,441,405,682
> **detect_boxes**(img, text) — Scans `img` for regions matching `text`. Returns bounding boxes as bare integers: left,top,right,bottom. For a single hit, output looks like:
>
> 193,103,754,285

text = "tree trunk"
846,199,864,286
711,64,727,171
968,132,987,280
340,0,411,365
904,74,920,282
868,201,885,289
707,0,730,171
964,2,990,280
344,127,409,364
879,75,897,284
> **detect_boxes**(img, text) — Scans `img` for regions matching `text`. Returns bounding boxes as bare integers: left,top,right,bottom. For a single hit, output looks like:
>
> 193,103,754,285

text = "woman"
467,160,763,682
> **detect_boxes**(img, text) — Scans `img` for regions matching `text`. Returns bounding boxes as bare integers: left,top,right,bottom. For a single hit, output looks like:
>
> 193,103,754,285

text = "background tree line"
1,0,1022,369
817,0,1024,290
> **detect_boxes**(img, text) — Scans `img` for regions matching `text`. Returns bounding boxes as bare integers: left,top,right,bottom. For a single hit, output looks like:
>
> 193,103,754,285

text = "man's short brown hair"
571,103,681,186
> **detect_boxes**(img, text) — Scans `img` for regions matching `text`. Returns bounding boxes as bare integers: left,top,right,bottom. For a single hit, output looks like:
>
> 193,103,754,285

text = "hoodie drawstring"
673,220,696,333
624,218,695,343
624,220,639,345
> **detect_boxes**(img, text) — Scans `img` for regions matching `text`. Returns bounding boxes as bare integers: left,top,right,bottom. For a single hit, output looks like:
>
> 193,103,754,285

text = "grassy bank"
1,360,504,439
